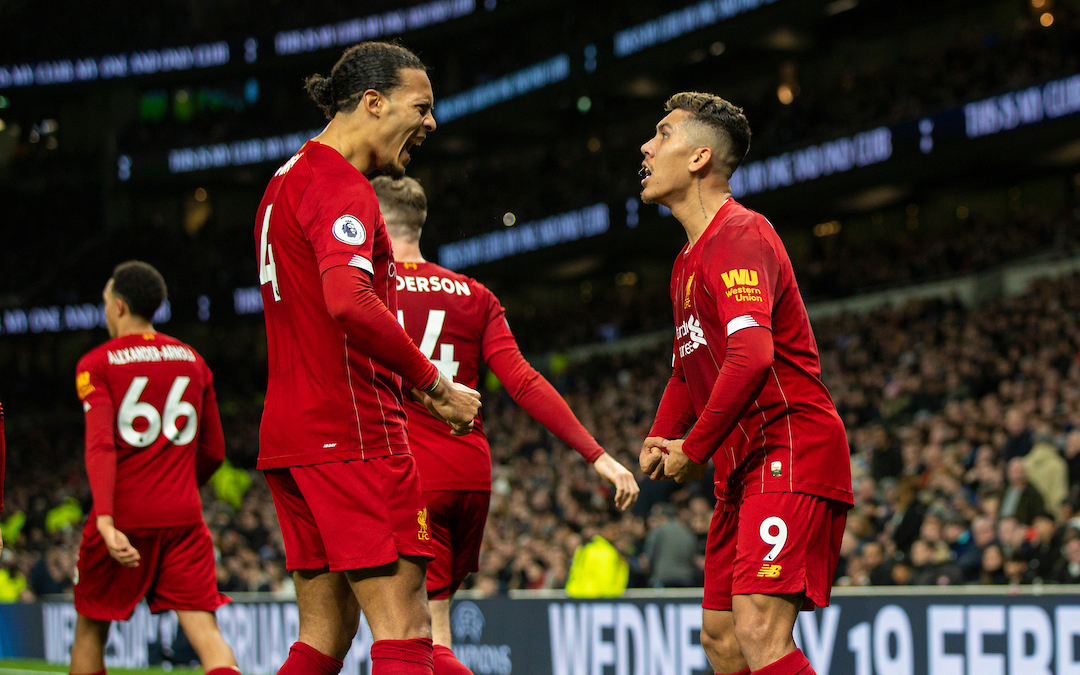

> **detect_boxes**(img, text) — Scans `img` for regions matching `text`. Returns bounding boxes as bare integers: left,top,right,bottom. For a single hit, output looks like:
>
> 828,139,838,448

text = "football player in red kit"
372,176,639,675
71,261,237,675
255,43,481,675
638,93,853,675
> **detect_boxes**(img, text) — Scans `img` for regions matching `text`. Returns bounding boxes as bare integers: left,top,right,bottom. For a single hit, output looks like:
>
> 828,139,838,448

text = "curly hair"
305,41,427,119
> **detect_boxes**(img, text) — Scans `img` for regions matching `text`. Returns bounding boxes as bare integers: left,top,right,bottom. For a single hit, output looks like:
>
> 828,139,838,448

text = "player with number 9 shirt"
72,261,238,675
374,176,639,675
638,93,852,675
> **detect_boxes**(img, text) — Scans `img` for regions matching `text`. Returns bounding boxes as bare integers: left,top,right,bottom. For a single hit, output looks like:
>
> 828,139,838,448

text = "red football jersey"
76,332,221,530
395,261,605,491
665,199,852,505
395,262,515,491
255,141,413,469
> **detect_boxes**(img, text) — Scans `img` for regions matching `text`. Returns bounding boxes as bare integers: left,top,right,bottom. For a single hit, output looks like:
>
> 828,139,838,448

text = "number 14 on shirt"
398,309,459,380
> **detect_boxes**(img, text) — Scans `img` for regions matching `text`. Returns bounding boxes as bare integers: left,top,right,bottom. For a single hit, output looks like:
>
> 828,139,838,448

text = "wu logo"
721,269,759,288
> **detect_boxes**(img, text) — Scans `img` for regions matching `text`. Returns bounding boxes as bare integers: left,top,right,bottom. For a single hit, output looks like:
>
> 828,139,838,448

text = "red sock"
371,638,434,675
207,668,241,675
751,649,815,675
433,645,473,675
70,669,106,675
277,642,344,675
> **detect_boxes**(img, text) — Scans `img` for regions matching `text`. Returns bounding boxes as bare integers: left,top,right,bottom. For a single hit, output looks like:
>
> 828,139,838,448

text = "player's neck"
115,321,156,338
671,182,730,247
391,237,425,263
314,118,378,175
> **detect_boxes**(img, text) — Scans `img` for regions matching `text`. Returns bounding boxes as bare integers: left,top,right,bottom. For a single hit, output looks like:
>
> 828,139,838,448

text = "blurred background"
3,0,1080,603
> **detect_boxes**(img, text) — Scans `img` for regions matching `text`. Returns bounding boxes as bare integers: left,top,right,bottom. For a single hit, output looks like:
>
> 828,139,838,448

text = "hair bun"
304,74,336,115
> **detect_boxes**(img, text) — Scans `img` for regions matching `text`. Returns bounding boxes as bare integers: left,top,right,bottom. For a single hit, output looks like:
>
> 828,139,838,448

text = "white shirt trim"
349,255,374,275
726,314,760,336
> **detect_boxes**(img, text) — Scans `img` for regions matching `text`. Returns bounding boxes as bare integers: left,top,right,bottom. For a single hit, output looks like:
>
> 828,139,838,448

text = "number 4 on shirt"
397,309,460,380
260,205,281,301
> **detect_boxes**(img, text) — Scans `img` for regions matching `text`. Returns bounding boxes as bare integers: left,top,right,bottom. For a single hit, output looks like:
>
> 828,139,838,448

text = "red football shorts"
74,520,230,621
703,492,848,611
264,454,434,572
424,490,490,600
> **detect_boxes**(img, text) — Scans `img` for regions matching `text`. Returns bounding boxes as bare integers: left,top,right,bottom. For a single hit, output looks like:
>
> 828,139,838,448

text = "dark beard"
380,158,407,178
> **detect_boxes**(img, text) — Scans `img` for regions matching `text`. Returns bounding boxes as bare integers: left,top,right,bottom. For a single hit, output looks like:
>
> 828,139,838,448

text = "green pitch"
0,660,201,675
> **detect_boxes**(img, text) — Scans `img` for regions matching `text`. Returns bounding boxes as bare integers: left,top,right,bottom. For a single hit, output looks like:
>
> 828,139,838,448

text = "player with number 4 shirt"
639,93,852,675
73,261,238,675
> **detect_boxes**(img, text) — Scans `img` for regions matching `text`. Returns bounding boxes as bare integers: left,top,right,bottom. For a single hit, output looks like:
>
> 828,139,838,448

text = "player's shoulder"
77,339,113,370
302,143,374,197
708,199,777,247
154,332,207,364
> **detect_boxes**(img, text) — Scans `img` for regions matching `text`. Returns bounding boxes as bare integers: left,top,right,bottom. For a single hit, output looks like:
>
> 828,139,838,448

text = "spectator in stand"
1000,458,1046,525
976,544,1008,585
1025,439,1069,516
642,504,697,589
1003,408,1034,463
1052,531,1080,584
1065,431,1080,490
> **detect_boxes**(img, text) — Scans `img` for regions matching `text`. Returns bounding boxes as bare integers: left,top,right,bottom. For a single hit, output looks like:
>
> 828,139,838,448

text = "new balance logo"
757,564,782,578
721,268,759,288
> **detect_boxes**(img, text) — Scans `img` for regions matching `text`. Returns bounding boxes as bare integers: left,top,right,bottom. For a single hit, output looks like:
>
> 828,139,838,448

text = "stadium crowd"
5,262,1080,600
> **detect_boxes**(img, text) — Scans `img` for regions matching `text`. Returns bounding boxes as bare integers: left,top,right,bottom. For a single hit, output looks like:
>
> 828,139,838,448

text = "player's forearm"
322,265,439,390
488,348,604,462
649,372,697,438
681,327,774,465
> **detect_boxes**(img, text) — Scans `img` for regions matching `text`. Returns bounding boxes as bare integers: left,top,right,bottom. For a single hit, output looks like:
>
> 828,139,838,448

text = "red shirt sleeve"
77,355,118,518
323,265,439,390
681,326,774,465
707,215,780,336
649,348,697,438
195,366,225,486
0,398,5,513
295,153,383,278
481,290,604,463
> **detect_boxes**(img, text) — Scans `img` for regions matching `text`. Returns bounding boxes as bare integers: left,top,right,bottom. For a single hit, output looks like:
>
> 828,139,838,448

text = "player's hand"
662,440,707,483
639,436,670,481
592,452,641,510
97,516,141,567
412,387,475,437
429,378,481,435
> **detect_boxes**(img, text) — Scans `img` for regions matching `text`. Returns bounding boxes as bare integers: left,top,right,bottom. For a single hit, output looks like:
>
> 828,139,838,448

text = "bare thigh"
347,555,431,642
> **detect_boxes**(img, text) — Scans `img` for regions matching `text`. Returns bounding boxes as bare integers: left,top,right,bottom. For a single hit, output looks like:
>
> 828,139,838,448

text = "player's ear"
688,146,712,175
361,89,383,117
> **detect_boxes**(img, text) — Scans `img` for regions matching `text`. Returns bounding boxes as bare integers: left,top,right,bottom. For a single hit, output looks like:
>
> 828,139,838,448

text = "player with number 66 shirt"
72,261,237,675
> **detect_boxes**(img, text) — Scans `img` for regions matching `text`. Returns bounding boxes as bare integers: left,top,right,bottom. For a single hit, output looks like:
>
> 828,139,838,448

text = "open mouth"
640,164,652,185
400,135,425,163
